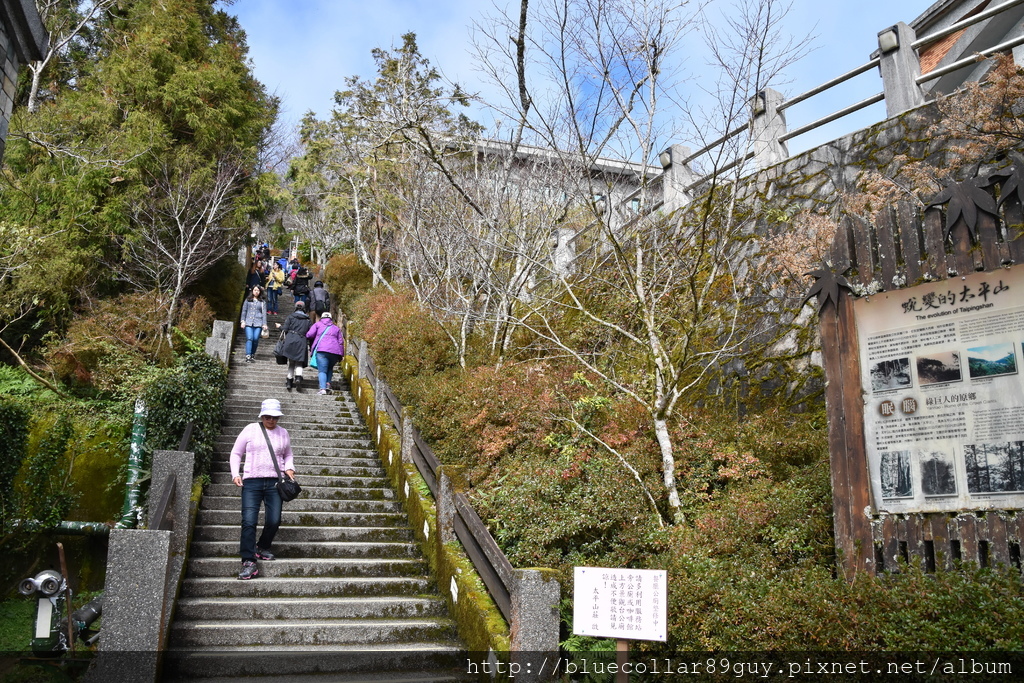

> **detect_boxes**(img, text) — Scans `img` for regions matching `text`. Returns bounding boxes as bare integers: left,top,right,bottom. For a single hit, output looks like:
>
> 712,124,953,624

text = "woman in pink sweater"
230,398,296,580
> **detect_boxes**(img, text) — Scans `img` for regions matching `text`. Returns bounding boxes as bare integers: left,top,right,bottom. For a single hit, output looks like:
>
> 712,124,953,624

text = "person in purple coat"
306,312,345,395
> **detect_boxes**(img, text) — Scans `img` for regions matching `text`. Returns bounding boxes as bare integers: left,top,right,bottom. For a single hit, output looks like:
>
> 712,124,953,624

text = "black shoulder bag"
260,423,301,502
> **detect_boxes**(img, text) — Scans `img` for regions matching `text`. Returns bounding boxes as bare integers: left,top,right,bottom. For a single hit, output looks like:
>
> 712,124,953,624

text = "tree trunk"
27,63,44,113
653,416,684,524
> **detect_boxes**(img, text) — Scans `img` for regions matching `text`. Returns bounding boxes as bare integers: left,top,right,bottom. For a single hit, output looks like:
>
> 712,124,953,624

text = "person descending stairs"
164,291,469,680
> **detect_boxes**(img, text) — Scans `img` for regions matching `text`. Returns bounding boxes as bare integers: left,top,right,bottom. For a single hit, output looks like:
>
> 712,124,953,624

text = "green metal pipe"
115,398,148,529
10,519,111,535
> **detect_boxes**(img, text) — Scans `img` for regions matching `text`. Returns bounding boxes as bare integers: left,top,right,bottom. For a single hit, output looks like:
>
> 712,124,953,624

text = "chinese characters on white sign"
855,266,1024,513
572,567,667,641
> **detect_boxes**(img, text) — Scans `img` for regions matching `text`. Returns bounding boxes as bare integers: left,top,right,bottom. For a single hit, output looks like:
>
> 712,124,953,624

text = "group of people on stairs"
231,255,349,580
239,273,343,396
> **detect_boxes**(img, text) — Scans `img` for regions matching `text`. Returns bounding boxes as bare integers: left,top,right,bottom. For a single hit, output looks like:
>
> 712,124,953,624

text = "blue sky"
232,0,938,156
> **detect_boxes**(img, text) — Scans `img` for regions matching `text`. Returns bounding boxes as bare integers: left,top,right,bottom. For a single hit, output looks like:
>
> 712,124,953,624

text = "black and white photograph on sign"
966,342,1018,379
870,357,912,392
880,449,913,498
916,351,962,386
965,442,1024,493
920,449,957,496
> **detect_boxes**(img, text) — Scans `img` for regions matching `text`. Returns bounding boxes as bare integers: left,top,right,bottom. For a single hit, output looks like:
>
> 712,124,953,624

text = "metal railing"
670,0,1024,193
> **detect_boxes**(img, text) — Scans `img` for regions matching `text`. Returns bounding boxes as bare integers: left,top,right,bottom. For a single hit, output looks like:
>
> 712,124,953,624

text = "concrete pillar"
510,568,560,681
658,144,698,214
148,449,195,635
750,88,789,170
89,529,172,683
204,320,233,364
878,22,926,117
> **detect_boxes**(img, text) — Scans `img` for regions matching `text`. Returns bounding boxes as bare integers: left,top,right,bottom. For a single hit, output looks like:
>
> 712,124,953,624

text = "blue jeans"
267,287,279,313
316,351,341,390
240,478,282,562
244,325,262,356
295,293,310,307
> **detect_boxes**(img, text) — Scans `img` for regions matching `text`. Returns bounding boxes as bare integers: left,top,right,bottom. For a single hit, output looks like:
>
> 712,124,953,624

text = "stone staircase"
164,294,468,681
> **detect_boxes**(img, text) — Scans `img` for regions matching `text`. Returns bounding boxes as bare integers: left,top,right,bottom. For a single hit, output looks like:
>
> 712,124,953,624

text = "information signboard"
855,265,1024,513
572,567,667,641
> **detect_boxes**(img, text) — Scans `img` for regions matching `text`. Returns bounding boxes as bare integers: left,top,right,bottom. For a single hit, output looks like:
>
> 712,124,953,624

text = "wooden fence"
820,170,1024,578
347,336,556,646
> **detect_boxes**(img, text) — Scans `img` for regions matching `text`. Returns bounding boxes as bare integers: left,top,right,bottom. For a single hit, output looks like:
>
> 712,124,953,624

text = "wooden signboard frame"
818,174,1024,579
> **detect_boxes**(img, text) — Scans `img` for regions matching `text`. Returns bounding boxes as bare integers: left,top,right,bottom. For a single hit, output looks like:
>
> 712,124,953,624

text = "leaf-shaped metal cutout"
988,152,1024,210
803,265,852,314
926,176,999,241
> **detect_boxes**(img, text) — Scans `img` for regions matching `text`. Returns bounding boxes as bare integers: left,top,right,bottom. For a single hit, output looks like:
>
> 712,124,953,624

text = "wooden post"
820,290,875,577
616,639,629,683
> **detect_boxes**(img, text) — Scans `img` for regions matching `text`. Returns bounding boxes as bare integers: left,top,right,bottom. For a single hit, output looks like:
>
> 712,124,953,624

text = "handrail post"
400,405,416,468
877,22,926,116
750,88,789,170
658,143,697,214
436,465,464,545
358,338,370,380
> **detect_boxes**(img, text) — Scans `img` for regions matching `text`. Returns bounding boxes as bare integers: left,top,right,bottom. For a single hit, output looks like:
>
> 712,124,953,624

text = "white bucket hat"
320,312,332,319
259,398,284,417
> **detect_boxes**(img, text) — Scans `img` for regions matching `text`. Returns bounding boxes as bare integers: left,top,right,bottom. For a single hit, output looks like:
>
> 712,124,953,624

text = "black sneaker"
255,547,276,561
238,561,259,580
286,377,293,391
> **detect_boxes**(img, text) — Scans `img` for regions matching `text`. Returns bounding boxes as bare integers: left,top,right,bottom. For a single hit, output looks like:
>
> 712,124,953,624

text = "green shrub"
0,398,31,529
323,253,374,315
143,352,228,477
351,288,459,397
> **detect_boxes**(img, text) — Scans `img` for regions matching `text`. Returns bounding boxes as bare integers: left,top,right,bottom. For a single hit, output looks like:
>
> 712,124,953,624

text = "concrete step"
162,647,469,681
165,322,466,679
203,483,394,499
186,557,428,579
198,496,404,514
209,456,382,472
206,474,389,489
188,540,422,560
208,465,385,480
168,618,459,647
196,509,408,528
173,595,450,621
214,435,372,449
179,576,435,599
219,419,366,433
192,524,414,544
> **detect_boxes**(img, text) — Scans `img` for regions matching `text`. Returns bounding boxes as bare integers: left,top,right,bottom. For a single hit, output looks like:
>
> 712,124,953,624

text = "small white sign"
572,566,667,641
